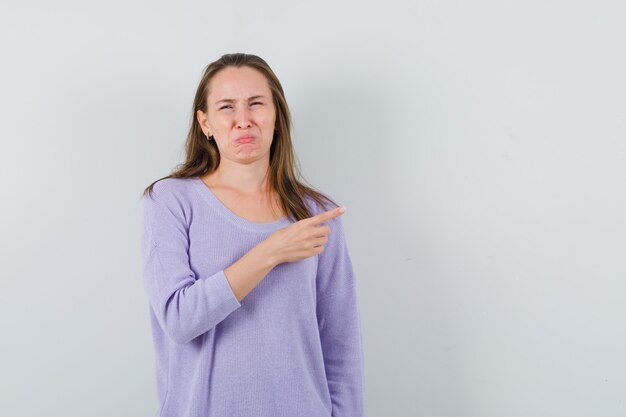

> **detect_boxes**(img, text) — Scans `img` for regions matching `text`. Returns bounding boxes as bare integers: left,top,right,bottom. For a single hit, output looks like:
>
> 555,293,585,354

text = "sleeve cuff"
209,269,242,314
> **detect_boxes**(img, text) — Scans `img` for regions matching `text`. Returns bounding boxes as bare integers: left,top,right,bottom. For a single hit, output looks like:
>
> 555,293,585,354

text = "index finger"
308,206,347,226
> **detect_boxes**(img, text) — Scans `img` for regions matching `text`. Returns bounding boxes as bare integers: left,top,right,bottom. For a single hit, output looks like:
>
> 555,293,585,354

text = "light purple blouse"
140,177,364,417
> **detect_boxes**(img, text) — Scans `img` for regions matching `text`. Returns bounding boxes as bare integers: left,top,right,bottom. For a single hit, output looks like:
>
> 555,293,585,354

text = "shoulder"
302,192,330,215
145,177,197,203
142,177,199,219
303,189,345,226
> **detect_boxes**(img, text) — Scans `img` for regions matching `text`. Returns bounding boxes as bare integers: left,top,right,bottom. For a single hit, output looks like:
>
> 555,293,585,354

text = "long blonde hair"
141,53,337,221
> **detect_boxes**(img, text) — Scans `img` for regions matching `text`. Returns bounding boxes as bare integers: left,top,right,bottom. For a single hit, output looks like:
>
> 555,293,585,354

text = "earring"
206,133,214,141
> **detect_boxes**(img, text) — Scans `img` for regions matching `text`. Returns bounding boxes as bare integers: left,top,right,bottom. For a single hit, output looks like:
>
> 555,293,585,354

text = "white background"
1,1,625,416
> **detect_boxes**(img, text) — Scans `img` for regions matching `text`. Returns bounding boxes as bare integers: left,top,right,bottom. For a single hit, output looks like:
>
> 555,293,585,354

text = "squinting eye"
251,102,262,106
219,105,233,110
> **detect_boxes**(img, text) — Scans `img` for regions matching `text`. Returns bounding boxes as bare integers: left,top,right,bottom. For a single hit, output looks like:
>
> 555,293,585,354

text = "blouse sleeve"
315,214,365,417
140,186,241,345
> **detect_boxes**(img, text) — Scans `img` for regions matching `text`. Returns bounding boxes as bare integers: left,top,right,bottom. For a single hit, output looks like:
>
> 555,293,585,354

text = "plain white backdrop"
1,1,625,416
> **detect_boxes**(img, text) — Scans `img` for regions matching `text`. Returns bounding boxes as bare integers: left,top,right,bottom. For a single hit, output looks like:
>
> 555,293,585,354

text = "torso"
199,174,286,223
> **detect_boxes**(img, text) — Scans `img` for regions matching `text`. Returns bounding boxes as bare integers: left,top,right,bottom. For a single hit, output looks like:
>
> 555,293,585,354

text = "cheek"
210,114,230,130
258,111,276,128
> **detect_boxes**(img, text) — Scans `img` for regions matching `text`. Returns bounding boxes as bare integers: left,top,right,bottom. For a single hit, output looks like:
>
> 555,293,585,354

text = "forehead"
208,66,271,99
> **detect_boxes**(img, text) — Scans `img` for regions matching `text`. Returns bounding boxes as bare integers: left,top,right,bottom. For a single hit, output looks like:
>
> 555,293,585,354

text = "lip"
236,135,255,143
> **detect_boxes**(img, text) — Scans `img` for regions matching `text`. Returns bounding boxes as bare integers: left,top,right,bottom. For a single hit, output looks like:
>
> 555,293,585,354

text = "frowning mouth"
236,135,255,144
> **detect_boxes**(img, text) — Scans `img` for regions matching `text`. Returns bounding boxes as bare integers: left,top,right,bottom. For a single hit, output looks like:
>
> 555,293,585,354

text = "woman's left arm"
316,214,365,417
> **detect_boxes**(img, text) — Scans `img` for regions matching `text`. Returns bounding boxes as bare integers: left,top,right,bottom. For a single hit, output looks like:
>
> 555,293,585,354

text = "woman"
140,53,364,417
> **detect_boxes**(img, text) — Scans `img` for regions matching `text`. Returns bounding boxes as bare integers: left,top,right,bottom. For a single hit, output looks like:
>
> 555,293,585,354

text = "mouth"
236,135,255,144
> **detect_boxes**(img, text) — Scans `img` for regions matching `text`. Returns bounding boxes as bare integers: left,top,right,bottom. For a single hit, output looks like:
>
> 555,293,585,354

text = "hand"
266,206,347,265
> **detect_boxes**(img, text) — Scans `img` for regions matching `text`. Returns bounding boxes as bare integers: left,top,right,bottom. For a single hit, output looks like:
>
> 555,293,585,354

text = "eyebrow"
214,95,267,105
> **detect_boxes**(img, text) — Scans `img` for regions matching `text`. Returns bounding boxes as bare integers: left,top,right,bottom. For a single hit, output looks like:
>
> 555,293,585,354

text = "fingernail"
338,207,347,213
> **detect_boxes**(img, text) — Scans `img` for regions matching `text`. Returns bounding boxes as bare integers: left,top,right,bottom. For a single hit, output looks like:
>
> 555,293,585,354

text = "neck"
211,158,272,195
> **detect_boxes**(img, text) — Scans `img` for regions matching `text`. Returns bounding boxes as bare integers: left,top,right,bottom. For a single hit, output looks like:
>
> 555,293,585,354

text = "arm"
316,214,365,417
140,188,277,345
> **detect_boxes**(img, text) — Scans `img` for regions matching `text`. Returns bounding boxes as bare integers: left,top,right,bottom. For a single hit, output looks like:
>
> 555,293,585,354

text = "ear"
196,109,212,136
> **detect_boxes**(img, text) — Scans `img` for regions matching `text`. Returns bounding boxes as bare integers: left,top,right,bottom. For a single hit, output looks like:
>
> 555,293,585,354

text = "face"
197,66,277,166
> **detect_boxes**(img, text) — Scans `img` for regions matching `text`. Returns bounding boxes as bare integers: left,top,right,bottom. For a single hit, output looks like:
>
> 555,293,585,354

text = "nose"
235,105,252,129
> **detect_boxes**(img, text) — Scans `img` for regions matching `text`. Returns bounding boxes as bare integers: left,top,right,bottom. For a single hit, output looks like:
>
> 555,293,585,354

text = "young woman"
140,53,364,417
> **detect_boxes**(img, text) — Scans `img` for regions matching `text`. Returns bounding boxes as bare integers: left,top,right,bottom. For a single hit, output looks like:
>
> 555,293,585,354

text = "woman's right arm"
141,186,344,345
223,240,277,302
141,190,244,345
224,206,345,301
